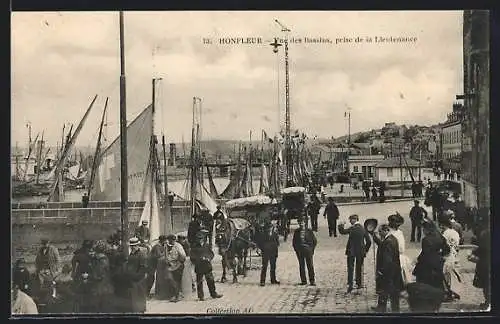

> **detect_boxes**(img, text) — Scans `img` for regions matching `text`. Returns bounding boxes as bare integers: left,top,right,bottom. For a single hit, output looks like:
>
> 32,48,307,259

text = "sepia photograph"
11,10,490,315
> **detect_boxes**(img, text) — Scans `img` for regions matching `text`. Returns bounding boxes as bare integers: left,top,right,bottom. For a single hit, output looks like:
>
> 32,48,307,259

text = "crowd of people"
12,185,490,315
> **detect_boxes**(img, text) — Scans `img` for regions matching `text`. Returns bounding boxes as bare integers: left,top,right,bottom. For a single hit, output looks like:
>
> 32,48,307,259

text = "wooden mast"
190,97,197,217
87,98,108,198
119,11,129,256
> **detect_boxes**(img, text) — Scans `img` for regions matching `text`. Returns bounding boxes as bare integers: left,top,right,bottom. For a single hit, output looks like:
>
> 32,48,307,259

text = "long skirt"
400,254,413,285
180,259,193,300
155,262,171,300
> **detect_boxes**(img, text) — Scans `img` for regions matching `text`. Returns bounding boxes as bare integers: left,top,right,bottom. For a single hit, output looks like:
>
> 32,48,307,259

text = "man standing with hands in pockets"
338,214,372,293
292,219,317,286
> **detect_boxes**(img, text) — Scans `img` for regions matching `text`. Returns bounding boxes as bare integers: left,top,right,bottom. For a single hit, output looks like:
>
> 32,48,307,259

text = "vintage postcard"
11,10,490,316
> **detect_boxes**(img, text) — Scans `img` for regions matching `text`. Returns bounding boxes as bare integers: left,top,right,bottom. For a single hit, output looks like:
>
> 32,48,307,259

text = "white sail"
67,163,81,180
139,177,161,242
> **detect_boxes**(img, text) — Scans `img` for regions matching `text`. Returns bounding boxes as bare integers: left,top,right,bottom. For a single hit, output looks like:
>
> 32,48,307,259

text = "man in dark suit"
338,214,372,293
190,231,223,301
134,220,151,244
371,224,404,313
292,220,317,286
409,200,428,242
188,214,203,246
307,195,321,232
255,220,281,286
323,197,340,237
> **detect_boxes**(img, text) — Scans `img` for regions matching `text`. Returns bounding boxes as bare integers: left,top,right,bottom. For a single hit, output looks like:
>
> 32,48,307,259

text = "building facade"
374,157,420,183
441,121,462,158
461,10,490,211
348,155,385,179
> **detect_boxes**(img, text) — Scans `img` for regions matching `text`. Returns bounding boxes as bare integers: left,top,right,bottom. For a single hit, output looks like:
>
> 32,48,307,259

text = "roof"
348,155,385,162
225,195,272,209
375,157,421,168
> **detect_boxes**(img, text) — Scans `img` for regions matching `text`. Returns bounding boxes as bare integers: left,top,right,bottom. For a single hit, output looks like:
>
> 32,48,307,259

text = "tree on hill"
354,133,371,143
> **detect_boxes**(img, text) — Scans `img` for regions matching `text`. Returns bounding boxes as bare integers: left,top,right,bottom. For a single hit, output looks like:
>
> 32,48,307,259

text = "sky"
11,11,464,147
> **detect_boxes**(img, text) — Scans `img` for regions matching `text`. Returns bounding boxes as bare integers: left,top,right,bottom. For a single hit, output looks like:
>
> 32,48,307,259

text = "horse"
214,217,255,284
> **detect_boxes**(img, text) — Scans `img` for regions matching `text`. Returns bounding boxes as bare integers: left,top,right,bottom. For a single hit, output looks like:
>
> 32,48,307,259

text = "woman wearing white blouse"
388,214,412,286
440,218,461,301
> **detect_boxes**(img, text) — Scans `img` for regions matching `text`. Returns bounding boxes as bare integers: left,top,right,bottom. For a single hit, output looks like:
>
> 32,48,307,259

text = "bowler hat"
364,218,378,233
142,220,148,224
129,237,140,246
158,235,167,242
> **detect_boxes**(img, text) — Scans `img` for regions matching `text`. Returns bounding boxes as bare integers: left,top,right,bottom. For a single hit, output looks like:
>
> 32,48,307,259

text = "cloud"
11,11,463,146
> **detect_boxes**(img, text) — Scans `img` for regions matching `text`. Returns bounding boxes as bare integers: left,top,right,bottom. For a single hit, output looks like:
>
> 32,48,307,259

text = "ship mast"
119,11,129,256
274,19,292,186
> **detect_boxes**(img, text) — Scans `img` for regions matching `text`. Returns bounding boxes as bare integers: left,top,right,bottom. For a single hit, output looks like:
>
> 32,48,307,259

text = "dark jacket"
338,223,372,257
472,228,490,289
90,253,114,298
13,267,32,295
452,200,467,223
292,228,317,254
255,225,280,257
188,220,202,245
71,248,93,281
409,206,428,223
124,248,148,313
375,234,404,293
413,232,448,290
134,226,151,243
307,199,321,217
190,244,215,274
148,243,165,271
323,201,340,219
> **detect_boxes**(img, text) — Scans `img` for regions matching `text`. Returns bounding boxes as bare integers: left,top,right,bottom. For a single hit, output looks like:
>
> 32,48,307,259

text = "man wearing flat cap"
123,237,148,313
409,200,428,242
135,220,151,244
71,240,94,283
338,215,372,293
292,219,317,286
146,235,167,297
190,230,223,301
35,239,61,292
164,235,187,302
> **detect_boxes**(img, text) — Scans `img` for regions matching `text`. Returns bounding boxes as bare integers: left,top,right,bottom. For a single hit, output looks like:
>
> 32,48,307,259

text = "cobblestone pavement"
147,201,485,314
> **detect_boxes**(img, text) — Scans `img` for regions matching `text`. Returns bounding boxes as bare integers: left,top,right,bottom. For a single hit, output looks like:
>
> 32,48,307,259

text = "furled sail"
92,104,153,202
206,165,218,199
258,163,269,194
238,163,249,197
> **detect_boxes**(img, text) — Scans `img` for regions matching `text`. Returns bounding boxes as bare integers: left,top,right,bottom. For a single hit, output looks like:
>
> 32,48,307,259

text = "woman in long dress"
388,214,413,286
178,235,193,300
439,217,461,301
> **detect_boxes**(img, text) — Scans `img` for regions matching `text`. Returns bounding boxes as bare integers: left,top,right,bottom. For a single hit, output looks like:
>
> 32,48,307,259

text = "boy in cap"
190,230,223,301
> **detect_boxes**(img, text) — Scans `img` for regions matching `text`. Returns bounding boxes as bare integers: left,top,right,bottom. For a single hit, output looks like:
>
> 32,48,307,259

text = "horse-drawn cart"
279,186,307,241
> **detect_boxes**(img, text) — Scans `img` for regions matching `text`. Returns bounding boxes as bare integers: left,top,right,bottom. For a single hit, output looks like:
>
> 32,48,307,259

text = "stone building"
461,10,489,212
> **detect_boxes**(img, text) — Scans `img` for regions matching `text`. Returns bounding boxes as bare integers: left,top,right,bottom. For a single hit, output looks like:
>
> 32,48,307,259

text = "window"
387,168,393,176
353,166,359,173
